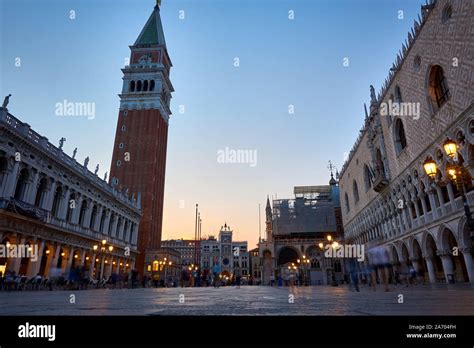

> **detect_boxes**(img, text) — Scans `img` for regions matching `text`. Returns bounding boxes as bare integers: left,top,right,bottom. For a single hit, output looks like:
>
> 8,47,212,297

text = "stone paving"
0,284,473,316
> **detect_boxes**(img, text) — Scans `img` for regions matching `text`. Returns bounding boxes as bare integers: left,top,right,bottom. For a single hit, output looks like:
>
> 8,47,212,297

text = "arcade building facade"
0,108,140,280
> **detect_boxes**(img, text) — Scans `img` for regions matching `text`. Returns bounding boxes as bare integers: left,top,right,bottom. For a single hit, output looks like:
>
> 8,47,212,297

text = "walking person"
348,258,360,292
212,262,220,288
235,262,242,289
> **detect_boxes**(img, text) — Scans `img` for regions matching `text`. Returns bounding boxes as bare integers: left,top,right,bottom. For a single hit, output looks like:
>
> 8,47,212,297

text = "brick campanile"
110,3,174,274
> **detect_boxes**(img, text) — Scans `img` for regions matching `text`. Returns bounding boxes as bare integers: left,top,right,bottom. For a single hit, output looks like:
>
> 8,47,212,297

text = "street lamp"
297,255,311,285
319,235,339,286
423,139,474,241
423,157,437,179
92,239,114,282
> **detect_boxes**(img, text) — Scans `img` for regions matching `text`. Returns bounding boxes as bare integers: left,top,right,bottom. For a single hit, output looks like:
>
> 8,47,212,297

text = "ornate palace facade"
339,0,474,283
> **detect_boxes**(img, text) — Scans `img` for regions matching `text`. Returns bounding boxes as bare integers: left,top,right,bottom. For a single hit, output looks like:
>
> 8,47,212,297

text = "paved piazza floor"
0,284,473,316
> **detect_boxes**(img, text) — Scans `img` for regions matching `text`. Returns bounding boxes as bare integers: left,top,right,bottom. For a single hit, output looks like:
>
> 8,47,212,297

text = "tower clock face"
138,54,152,64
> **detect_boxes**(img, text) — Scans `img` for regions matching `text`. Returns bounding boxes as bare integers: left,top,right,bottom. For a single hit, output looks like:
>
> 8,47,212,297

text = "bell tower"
110,1,174,274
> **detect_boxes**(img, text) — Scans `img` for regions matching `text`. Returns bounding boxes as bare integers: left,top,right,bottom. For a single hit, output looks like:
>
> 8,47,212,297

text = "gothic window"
136,80,142,92
129,81,135,92
35,178,48,208
119,143,124,149
394,118,407,154
363,164,373,192
394,85,402,103
14,168,29,201
150,80,155,91
428,65,449,112
121,125,126,132
116,160,121,167
441,4,452,23
413,55,421,70
344,193,350,213
353,180,360,203
387,94,394,126
51,185,62,217
143,80,148,92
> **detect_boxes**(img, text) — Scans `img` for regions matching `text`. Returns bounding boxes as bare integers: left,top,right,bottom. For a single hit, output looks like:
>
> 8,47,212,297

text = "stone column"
110,216,119,238
7,235,26,274
71,195,82,225
27,239,45,277
122,222,129,242
446,182,456,206
48,243,62,277
420,194,428,217
25,170,39,204
64,247,75,279
428,190,438,220
132,224,138,245
102,210,111,235
438,250,454,283
3,161,20,198
413,201,421,220
460,247,474,283
117,220,124,240
423,255,437,284
58,187,71,220
93,205,103,231
79,248,86,269
106,256,114,277
44,180,57,212
99,256,105,280
83,200,93,228
435,186,447,216
89,253,97,280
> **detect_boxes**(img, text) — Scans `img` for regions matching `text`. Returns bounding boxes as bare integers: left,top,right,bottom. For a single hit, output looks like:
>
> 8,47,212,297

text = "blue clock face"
222,258,230,266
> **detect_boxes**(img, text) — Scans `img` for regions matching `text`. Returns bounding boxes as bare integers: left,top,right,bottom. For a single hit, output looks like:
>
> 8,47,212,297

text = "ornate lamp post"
93,239,114,281
319,235,339,286
423,139,474,241
297,255,311,285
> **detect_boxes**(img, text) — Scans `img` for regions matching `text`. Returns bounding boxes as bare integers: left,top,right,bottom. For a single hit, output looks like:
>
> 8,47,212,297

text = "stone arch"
400,242,410,263
389,243,400,264
421,230,439,256
277,246,300,266
439,226,469,282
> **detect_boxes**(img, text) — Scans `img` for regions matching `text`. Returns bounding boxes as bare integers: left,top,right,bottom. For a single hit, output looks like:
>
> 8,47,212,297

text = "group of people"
0,268,142,291
170,264,247,288
346,246,423,292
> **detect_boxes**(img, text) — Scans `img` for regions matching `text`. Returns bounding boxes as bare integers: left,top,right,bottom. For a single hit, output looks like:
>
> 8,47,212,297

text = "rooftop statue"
370,85,377,104
2,94,12,109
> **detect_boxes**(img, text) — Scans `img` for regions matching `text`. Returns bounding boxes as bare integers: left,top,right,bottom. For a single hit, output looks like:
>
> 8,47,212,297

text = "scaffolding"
272,185,339,237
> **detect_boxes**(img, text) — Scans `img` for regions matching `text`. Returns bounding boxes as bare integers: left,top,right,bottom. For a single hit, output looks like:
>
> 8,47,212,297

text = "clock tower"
110,2,174,274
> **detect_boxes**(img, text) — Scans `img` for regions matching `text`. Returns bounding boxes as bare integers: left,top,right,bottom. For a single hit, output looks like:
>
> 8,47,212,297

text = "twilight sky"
0,0,424,248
